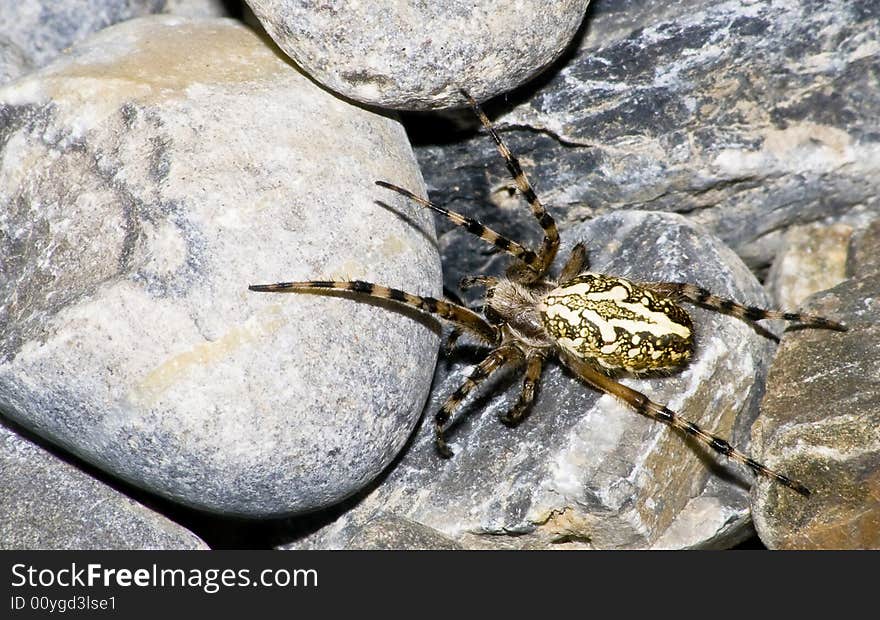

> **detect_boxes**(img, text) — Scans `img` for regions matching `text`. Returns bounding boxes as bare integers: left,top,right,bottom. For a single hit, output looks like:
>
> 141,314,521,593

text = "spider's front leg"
499,351,546,426
248,279,499,344
435,345,522,456
563,353,812,497
644,281,847,331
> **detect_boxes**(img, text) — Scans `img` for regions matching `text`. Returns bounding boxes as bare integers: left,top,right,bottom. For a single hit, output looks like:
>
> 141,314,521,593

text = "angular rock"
410,0,880,272
0,16,440,517
766,223,852,309
245,0,592,110
0,422,207,549
283,211,780,550
753,227,880,550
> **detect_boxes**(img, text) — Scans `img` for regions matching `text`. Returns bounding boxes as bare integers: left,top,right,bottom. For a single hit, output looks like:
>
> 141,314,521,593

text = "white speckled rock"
245,0,592,110
284,211,778,550
0,16,441,517
0,423,207,550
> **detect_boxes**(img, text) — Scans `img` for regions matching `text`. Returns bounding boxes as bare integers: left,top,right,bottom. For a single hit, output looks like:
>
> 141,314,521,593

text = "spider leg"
376,181,542,271
249,280,498,344
558,242,589,283
500,351,545,426
643,282,847,331
435,345,522,456
563,353,811,497
461,90,560,278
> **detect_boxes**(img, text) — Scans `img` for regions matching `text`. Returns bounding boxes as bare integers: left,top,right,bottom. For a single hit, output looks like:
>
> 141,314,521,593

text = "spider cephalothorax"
250,90,845,497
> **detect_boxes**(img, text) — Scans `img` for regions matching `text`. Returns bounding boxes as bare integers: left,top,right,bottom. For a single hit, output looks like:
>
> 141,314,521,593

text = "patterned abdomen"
540,273,693,373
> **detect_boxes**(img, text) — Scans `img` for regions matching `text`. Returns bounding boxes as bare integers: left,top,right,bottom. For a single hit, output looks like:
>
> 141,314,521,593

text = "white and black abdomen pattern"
540,273,694,373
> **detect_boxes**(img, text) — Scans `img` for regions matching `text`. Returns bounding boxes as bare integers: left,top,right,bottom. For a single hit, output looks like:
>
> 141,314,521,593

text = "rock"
847,219,880,278
0,1,165,69
0,16,440,517
162,0,239,18
0,1,239,70
341,515,463,550
753,227,880,549
766,223,852,309
245,0,592,110
282,211,780,550
0,422,207,549
409,0,880,273
0,36,33,86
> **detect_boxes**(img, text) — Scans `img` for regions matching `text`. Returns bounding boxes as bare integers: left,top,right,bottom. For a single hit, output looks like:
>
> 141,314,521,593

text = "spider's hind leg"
643,281,847,331
435,345,522,456
564,354,811,497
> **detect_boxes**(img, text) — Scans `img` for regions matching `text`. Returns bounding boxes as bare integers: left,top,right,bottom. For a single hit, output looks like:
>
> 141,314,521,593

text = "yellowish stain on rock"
132,305,285,404
379,234,407,258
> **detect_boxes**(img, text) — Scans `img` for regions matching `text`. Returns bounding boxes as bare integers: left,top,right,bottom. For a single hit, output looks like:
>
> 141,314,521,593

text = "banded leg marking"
646,282,847,331
558,242,589,283
435,345,522,456
249,279,498,343
565,355,811,497
500,352,545,425
376,181,540,270
461,90,560,277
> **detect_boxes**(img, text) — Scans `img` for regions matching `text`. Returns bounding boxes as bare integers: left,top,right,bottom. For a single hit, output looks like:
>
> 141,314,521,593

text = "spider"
250,90,846,497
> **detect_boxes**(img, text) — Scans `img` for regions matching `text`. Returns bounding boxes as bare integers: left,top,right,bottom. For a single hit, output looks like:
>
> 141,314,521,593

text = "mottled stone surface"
282,211,779,550
0,1,238,70
0,35,33,86
753,229,880,550
245,0,591,110
766,223,852,309
410,0,880,273
342,515,463,550
0,17,440,517
0,422,207,550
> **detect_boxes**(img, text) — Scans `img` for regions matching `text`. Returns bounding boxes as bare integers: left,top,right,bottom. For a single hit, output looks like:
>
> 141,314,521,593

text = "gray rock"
0,422,207,549
411,0,880,272
0,36,33,86
283,211,780,550
244,0,592,110
0,1,165,68
752,228,880,549
0,1,239,70
0,16,440,517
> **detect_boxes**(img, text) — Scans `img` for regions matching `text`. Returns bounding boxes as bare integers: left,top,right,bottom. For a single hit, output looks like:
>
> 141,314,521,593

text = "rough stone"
409,0,880,273
752,229,880,550
766,223,852,309
282,211,780,550
0,421,207,549
0,36,33,86
0,16,440,517
244,0,592,110
0,1,239,70
752,284,880,549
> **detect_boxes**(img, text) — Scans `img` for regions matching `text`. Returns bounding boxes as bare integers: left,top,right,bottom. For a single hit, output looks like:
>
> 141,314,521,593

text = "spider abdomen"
540,273,693,373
